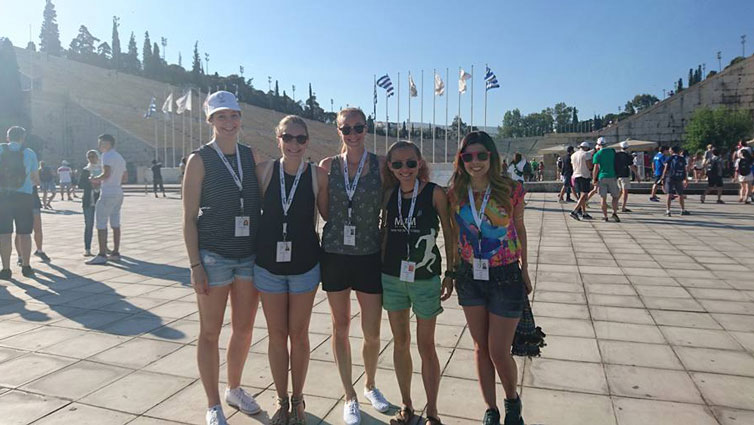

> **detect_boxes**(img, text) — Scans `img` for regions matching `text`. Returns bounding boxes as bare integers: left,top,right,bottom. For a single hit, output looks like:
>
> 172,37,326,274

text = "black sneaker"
483,408,501,425
603,217,609,222
716,200,725,204
621,208,632,213
582,213,593,220
664,211,672,217
21,266,34,278
681,210,691,216
0,269,11,281
649,196,660,202
16,257,22,267
612,213,621,223
569,211,581,221
566,197,575,203
503,397,524,425
34,251,51,262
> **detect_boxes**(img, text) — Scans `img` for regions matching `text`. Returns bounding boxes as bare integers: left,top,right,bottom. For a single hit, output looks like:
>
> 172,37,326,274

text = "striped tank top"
197,143,261,259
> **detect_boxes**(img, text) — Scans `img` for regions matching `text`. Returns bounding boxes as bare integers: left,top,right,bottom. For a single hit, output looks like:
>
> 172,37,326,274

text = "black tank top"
255,161,320,275
197,143,260,259
383,182,442,280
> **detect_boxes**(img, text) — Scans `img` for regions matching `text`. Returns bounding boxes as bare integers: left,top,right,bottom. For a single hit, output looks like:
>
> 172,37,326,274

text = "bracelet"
444,269,457,279
190,263,202,269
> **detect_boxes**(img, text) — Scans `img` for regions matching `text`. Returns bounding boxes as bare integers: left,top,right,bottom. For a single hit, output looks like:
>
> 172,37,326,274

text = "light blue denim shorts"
253,263,320,294
199,249,255,287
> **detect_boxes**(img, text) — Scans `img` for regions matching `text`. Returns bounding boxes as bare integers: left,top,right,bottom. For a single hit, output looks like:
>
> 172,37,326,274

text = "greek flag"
144,97,157,118
485,66,500,91
376,74,394,97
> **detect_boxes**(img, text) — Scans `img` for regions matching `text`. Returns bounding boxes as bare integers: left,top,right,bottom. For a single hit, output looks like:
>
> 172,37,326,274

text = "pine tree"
677,78,684,92
178,51,182,68
68,25,100,64
191,41,202,85
275,80,280,97
152,42,162,79
26,41,37,51
39,0,62,56
0,38,28,130
142,31,152,74
123,32,140,73
111,16,121,69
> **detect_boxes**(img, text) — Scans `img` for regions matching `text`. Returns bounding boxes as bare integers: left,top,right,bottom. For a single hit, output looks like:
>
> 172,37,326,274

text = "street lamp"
204,53,210,75
292,85,296,102
743,35,747,57
160,37,167,61
717,51,722,71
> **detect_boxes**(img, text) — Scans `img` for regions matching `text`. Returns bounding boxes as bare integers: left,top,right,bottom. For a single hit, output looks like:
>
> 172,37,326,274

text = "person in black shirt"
78,150,101,256
558,146,574,202
614,142,637,212
151,159,166,198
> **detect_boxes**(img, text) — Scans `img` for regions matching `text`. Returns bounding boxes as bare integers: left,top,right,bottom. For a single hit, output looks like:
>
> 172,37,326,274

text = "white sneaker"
86,254,107,265
224,387,261,415
206,405,228,425
343,399,361,425
363,387,390,413
107,252,121,261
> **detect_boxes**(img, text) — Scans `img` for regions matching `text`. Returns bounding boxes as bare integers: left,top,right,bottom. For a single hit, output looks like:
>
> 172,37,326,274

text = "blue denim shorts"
199,249,255,287
253,263,320,294
455,261,525,318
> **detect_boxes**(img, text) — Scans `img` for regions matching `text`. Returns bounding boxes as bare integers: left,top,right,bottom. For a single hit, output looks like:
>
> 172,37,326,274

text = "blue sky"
2,0,752,128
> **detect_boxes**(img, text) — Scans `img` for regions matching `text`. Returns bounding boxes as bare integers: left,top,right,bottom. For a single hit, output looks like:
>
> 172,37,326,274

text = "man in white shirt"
569,141,594,220
57,160,73,201
86,134,127,265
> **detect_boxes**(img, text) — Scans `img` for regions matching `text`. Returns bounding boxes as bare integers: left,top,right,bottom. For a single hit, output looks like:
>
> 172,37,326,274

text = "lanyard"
210,141,244,212
342,150,368,222
279,158,306,240
397,179,419,259
467,184,491,255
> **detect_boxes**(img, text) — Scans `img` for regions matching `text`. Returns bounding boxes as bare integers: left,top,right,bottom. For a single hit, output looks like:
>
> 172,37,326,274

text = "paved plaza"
1,192,753,425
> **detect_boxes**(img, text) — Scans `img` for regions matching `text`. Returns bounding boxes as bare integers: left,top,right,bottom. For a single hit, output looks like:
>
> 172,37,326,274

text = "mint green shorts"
381,273,443,319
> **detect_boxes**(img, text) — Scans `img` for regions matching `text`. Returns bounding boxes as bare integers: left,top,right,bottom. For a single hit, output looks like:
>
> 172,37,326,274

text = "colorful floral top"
453,182,525,267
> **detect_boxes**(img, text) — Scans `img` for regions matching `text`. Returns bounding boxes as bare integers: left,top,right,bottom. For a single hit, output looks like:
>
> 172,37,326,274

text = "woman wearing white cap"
183,91,262,425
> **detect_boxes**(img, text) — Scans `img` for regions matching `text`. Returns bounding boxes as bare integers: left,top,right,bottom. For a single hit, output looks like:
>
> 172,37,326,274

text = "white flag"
408,74,417,97
459,69,472,94
434,73,445,96
176,90,192,114
161,93,173,114
203,88,211,117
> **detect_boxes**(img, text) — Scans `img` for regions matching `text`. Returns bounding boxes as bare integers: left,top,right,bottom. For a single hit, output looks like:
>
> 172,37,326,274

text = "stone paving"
0,192,753,425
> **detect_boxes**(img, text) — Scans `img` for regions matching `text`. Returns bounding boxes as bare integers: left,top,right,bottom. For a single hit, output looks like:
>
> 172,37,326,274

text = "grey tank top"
322,152,381,255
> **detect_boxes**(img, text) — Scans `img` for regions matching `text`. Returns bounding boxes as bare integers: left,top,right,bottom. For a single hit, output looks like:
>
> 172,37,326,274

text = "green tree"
111,16,121,69
630,94,659,112
26,41,36,51
142,31,152,74
96,42,111,67
726,56,745,70
39,0,62,56
572,108,579,125
624,101,636,115
191,41,202,85
676,78,683,92
67,25,99,64
123,32,140,73
0,38,28,130
499,109,524,138
684,107,753,152
152,42,162,79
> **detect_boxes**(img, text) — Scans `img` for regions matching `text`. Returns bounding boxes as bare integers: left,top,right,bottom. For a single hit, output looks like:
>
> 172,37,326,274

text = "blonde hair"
336,108,367,153
275,115,309,137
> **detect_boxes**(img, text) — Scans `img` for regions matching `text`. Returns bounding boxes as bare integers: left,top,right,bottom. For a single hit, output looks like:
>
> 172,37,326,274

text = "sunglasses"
339,125,366,135
460,151,490,162
390,160,418,170
280,134,308,144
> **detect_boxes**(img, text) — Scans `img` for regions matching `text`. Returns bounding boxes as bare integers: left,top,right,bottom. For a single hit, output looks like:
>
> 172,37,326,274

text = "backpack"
739,157,752,176
706,157,721,176
0,145,27,190
667,155,686,180
523,161,532,177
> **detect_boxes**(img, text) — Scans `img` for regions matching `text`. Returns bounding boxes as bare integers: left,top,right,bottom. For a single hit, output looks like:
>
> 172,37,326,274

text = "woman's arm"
182,153,208,294
512,185,531,294
434,186,455,300
318,157,333,221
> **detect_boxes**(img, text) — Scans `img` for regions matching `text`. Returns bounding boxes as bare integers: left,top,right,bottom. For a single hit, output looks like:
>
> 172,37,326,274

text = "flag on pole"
161,93,173,114
485,66,500,91
434,73,445,96
458,69,472,94
408,74,418,97
203,88,211,117
376,74,394,97
144,97,157,118
176,90,192,114
373,80,378,106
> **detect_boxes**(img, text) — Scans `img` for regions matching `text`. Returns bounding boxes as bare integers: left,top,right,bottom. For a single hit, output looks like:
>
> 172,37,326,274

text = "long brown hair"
382,141,431,195
449,131,515,212
336,107,367,153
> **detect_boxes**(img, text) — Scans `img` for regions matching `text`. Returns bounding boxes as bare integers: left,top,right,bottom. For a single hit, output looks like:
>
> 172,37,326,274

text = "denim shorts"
253,263,320,294
199,249,255,287
455,261,526,318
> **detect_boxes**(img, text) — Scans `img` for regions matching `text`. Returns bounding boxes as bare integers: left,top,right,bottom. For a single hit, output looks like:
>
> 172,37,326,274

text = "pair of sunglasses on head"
339,124,366,135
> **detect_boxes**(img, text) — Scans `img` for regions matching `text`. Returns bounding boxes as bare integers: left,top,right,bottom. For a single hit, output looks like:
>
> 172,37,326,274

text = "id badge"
473,258,489,281
400,261,416,283
343,225,356,246
276,241,292,263
235,216,250,237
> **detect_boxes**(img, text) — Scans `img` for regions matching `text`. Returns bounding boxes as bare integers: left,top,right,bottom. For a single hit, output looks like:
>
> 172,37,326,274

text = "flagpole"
373,75,377,153
189,89,194,152
181,113,186,162
470,64,474,130
154,117,158,161
407,72,411,142
457,67,461,150
432,69,436,164
397,72,400,138
420,69,424,157
445,67,449,163
385,91,389,155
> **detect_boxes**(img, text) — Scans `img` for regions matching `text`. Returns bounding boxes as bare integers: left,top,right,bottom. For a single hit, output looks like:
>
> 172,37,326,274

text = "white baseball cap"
205,91,241,118
579,141,591,148
596,137,606,146
620,141,629,149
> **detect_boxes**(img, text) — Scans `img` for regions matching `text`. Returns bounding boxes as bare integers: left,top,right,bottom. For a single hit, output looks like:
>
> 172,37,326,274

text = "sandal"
289,394,306,425
425,415,443,425
270,396,289,425
390,406,415,425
